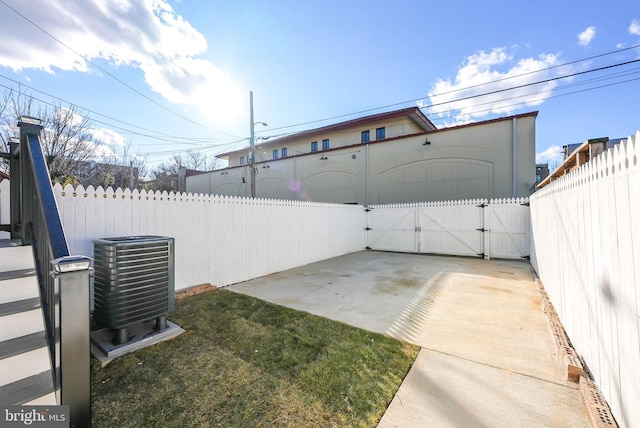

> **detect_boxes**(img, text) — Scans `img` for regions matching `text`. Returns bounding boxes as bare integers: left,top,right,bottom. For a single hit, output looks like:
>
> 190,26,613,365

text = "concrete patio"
228,250,592,427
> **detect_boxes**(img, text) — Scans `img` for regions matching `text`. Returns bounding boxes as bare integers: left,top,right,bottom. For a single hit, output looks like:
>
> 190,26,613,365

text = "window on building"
361,130,370,143
376,127,385,140
322,139,330,150
240,156,245,165
311,141,318,152
281,148,288,157
273,149,279,159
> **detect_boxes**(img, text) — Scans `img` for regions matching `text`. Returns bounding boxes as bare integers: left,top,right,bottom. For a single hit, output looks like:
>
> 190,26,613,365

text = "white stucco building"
187,108,537,204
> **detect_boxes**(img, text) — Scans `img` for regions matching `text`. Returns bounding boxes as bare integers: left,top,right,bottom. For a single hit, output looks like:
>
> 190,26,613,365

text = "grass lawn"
91,289,419,427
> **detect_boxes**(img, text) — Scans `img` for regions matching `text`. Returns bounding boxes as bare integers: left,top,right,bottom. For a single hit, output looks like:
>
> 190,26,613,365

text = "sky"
0,0,639,172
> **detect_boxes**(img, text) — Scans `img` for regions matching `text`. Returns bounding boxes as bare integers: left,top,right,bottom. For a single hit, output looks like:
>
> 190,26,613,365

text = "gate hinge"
477,253,485,258
476,203,488,208
521,255,531,260
365,246,372,250
364,207,373,212
415,226,422,232
365,227,372,231
476,228,487,232
520,202,530,207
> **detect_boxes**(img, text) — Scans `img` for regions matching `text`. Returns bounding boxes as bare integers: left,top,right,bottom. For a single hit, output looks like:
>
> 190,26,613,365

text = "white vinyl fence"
53,184,366,290
530,131,640,428
366,197,530,260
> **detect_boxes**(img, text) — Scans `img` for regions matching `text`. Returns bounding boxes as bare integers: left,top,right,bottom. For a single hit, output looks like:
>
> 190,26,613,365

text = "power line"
430,64,640,121
2,18,638,163
0,75,232,143
421,58,640,112
264,44,640,132
426,43,640,101
219,66,640,157
3,0,639,147
429,75,640,123
0,0,236,135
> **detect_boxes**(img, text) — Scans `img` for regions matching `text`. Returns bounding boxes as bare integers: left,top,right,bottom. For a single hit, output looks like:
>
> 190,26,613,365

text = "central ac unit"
93,236,175,344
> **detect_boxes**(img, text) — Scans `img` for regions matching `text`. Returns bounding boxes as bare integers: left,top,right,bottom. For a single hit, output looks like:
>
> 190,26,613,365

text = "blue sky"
0,0,639,171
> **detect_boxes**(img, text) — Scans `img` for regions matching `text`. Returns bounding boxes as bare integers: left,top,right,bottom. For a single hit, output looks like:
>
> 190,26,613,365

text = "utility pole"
248,91,267,198
249,91,256,198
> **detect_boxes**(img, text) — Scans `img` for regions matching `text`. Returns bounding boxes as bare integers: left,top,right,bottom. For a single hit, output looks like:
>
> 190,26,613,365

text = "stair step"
0,268,36,282
24,391,57,405
0,347,52,388
0,371,55,405
0,309,46,342
0,297,41,317
0,332,47,360
0,274,39,305
0,246,34,272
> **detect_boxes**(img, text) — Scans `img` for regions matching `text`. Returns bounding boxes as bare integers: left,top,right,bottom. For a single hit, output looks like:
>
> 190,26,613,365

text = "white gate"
486,198,531,259
366,197,529,259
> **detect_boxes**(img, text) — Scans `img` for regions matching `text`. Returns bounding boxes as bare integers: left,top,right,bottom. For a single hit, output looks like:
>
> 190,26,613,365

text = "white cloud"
0,0,243,125
90,127,127,148
536,145,563,164
424,47,566,123
578,26,597,47
630,19,640,36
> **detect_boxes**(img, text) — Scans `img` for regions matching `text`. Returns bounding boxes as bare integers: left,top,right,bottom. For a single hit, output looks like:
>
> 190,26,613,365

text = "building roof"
422,111,539,135
216,107,437,158
213,110,539,172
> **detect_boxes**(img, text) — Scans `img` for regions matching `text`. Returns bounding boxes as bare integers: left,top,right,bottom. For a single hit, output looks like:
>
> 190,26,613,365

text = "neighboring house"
535,163,549,184
74,161,139,189
188,108,538,204
537,137,624,189
143,168,207,193
219,107,437,167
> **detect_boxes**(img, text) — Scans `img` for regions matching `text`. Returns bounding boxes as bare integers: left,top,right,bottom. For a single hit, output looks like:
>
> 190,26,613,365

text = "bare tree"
147,151,220,192
84,140,149,190
154,151,220,175
0,91,10,174
0,88,98,184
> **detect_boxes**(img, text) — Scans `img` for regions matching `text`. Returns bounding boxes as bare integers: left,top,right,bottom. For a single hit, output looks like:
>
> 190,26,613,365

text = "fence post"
484,201,491,260
51,256,93,428
18,116,45,245
8,136,22,241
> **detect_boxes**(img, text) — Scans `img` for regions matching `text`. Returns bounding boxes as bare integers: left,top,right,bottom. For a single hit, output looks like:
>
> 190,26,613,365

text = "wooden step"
0,245,34,272
0,274,38,306
0,371,55,405
0,347,52,388
0,297,41,317
0,333,54,406
0,309,46,342
0,332,47,360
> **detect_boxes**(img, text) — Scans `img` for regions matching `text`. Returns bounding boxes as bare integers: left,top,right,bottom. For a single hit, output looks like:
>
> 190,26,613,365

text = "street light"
249,91,267,198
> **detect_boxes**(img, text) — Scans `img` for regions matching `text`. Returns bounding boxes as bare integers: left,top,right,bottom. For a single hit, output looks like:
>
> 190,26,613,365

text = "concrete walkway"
227,251,592,427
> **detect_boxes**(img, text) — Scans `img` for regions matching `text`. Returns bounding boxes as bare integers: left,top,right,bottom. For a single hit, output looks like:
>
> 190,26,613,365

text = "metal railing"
9,116,92,427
